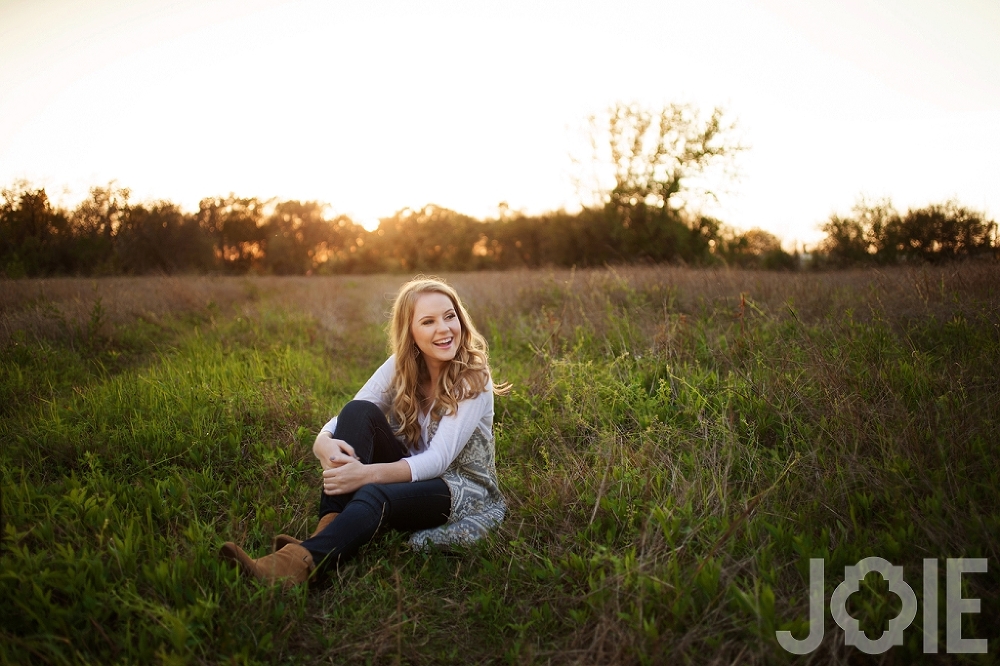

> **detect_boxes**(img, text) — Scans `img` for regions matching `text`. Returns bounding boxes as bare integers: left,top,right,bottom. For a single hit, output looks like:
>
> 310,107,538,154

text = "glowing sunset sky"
1,0,998,246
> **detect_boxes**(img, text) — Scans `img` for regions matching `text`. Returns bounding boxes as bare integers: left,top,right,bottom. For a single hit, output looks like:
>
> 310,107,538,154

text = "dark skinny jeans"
299,400,451,566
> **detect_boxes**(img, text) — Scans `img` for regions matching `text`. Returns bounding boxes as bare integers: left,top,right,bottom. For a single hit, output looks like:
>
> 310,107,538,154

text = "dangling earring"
412,343,421,357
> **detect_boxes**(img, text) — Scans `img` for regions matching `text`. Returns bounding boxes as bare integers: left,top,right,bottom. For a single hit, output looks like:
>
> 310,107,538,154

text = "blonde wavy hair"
388,276,509,447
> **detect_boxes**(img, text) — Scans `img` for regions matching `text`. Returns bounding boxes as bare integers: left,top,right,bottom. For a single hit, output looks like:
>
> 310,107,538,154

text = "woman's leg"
301,478,450,566
319,400,409,516
332,400,408,464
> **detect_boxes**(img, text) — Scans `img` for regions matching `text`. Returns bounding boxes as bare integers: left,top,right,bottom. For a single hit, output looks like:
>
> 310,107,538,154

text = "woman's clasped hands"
314,432,364,495
322,458,370,496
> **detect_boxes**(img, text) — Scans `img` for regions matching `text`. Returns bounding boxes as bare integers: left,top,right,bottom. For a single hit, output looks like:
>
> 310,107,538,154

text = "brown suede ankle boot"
273,512,339,552
219,542,314,589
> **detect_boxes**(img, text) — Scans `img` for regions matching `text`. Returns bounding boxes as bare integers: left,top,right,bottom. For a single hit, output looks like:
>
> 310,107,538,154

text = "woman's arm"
318,356,396,436
314,357,397,467
321,458,412,495
404,388,493,482
317,388,492,493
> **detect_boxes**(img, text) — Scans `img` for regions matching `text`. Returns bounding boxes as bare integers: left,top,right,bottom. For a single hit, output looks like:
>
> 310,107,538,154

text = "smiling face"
410,291,463,371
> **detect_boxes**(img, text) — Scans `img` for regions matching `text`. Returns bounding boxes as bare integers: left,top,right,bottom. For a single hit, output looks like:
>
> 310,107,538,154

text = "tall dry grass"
4,263,996,347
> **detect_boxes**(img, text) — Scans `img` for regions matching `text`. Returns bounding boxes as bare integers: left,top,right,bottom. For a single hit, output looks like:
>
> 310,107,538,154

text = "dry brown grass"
4,263,995,348
0,275,401,347
452,262,999,322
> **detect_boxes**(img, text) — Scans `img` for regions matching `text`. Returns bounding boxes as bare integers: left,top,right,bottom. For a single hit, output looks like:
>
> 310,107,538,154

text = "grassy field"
2,265,998,665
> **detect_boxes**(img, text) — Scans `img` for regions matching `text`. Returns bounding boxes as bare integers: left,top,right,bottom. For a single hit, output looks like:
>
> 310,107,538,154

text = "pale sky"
1,0,998,247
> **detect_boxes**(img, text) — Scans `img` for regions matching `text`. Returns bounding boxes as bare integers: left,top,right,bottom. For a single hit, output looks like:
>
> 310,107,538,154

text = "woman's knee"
339,400,383,424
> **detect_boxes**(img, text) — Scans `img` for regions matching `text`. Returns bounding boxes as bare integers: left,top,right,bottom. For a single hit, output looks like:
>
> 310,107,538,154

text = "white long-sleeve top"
321,355,494,482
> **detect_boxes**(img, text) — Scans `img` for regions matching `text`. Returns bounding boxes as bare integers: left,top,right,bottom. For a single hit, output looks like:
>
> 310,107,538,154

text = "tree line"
0,181,759,276
818,197,996,266
2,102,995,277
3,180,994,278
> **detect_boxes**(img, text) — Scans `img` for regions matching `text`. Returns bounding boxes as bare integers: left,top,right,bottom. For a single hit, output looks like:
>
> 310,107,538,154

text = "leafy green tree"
487,213,547,268
261,201,364,274
896,201,996,262
371,205,484,272
262,200,325,275
854,197,902,264
721,227,796,269
819,196,996,265
535,208,622,267
317,215,367,274
196,196,266,272
0,183,72,276
70,184,132,273
115,201,213,274
819,213,870,266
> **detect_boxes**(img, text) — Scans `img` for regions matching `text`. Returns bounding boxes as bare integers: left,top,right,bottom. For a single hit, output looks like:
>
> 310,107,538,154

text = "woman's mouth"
433,337,453,348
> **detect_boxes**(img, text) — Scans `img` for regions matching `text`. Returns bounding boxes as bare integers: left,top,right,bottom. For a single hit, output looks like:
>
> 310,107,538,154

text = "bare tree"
580,102,744,214
574,102,744,261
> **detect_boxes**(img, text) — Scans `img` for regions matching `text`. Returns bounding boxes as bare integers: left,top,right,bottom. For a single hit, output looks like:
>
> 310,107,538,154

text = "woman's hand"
313,432,359,470
321,458,370,496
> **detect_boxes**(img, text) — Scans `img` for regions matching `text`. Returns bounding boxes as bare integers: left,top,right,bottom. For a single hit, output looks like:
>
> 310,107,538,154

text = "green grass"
2,266,998,664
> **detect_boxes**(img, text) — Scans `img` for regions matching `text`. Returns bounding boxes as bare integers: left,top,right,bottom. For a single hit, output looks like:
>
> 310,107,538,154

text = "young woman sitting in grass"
220,277,509,587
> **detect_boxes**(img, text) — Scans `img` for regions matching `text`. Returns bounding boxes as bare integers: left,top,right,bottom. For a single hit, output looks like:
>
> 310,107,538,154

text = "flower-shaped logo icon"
830,557,918,654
